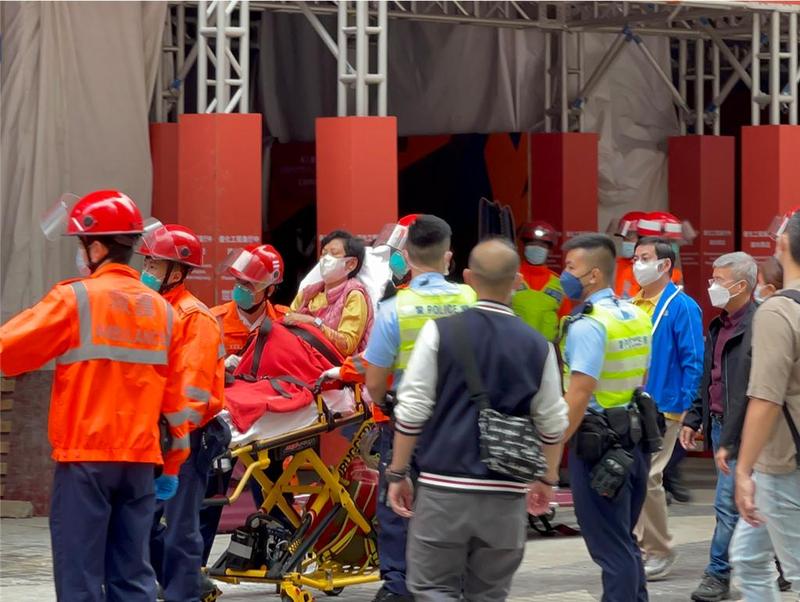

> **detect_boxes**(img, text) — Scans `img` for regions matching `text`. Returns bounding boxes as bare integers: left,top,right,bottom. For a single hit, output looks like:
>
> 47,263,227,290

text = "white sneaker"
645,552,677,581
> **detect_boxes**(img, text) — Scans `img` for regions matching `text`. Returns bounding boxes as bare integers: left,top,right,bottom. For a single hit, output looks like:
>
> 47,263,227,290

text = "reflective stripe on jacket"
561,302,652,409
394,285,477,371
165,285,225,429
211,300,278,356
0,263,190,474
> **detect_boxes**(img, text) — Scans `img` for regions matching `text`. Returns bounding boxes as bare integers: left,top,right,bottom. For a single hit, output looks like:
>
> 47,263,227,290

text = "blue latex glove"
154,475,179,501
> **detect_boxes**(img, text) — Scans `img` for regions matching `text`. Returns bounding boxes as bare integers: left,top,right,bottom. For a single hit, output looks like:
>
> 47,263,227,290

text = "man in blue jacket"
630,237,704,581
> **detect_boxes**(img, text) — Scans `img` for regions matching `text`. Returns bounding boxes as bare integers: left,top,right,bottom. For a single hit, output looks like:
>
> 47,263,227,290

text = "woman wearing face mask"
212,245,285,361
285,230,373,356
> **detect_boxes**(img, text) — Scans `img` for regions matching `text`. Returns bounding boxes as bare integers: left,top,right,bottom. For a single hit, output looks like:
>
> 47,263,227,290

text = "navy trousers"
50,462,157,602
569,445,650,602
377,422,411,596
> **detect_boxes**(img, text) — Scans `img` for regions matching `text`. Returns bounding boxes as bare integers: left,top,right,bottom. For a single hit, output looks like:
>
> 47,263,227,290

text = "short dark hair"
84,235,136,265
635,236,677,276
562,233,616,281
758,256,784,289
321,229,365,278
407,214,452,267
787,212,800,265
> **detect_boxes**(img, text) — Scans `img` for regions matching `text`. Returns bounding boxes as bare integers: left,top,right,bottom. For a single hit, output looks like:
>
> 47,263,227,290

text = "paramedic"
511,221,570,341
364,214,476,602
212,244,285,359
141,225,227,602
0,190,190,602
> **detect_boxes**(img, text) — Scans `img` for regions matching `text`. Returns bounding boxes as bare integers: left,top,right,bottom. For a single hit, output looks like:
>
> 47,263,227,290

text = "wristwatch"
313,317,324,329
385,467,409,483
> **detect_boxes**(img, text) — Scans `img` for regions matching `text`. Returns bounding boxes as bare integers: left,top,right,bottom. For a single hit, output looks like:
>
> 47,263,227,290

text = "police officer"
559,233,653,602
364,214,476,602
512,221,569,341
0,190,191,601
139,225,227,602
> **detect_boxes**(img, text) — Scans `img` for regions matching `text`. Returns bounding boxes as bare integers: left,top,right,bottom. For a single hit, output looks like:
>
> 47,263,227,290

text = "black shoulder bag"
451,314,547,483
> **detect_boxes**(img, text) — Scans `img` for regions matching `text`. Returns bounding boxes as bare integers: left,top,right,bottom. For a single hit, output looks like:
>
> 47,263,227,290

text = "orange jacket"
0,264,191,475
164,285,225,429
211,300,279,357
615,258,683,299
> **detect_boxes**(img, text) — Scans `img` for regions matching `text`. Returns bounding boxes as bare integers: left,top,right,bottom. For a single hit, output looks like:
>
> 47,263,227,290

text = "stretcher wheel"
325,587,344,596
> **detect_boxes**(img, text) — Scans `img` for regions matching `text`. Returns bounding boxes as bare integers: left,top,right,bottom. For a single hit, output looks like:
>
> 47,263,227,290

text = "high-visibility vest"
0,263,191,474
512,272,565,341
394,285,477,371
561,301,652,409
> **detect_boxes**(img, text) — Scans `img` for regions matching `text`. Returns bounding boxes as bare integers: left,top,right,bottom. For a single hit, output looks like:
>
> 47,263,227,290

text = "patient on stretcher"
284,230,373,356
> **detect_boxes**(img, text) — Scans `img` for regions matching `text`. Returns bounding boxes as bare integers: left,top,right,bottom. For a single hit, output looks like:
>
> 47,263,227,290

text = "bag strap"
451,313,491,411
249,318,274,379
766,291,800,461
285,324,342,367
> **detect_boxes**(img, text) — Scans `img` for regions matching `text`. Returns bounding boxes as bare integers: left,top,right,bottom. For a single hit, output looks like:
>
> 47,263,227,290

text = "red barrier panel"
742,125,800,258
530,133,599,269
668,135,735,323
316,117,398,243
177,113,263,306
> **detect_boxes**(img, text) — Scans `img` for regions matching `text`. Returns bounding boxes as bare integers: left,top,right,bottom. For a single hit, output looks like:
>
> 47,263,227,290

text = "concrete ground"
1,459,797,601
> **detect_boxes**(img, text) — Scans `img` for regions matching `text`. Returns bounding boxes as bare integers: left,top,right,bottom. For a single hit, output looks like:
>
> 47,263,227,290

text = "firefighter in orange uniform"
511,221,570,341
0,190,190,602
211,244,284,359
139,225,227,602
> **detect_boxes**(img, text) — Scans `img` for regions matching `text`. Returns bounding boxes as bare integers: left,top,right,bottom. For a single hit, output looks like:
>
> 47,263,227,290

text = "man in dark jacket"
681,252,757,602
386,239,568,601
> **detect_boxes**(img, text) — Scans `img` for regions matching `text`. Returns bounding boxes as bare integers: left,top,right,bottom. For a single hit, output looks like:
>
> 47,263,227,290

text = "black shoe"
690,573,730,602
372,585,414,602
667,483,692,503
156,584,165,602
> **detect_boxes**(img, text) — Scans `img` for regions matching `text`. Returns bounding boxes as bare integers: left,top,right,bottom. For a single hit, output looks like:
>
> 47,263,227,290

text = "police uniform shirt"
564,287,647,411
363,272,463,384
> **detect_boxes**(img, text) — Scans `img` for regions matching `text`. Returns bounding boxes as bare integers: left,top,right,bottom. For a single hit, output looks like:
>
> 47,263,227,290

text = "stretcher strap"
249,318,274,379
285,324,342,367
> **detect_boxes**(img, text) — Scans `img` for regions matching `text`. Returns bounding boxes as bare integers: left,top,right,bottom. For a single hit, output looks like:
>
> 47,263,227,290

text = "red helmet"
769,206,800,239
65,190,144,237
375,214,420,250
138,224,204,268
518,221,558,246
222,244,284,287
635,213,665,237
647,211,682,240
607,211,647,237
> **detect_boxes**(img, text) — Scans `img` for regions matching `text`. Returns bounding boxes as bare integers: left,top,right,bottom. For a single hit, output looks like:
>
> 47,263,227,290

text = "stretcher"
204,382,380,602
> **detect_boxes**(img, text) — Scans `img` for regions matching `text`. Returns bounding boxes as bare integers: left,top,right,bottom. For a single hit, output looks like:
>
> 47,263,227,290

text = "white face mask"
708,281,743,309
76,248,91,277
632,259,664,287
319,254,350,283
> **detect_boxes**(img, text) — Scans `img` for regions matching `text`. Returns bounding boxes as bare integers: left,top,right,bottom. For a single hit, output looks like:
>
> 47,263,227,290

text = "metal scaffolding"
157,0,800,133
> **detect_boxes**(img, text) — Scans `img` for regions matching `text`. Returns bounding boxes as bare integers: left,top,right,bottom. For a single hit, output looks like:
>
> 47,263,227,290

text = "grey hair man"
680,251,758,601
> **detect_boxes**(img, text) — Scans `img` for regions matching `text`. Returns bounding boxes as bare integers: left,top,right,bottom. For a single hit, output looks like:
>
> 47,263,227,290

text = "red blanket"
225,321,343,432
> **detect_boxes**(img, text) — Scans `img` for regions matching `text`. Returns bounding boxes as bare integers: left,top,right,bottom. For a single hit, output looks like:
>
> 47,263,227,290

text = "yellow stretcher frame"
204,384,381,602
